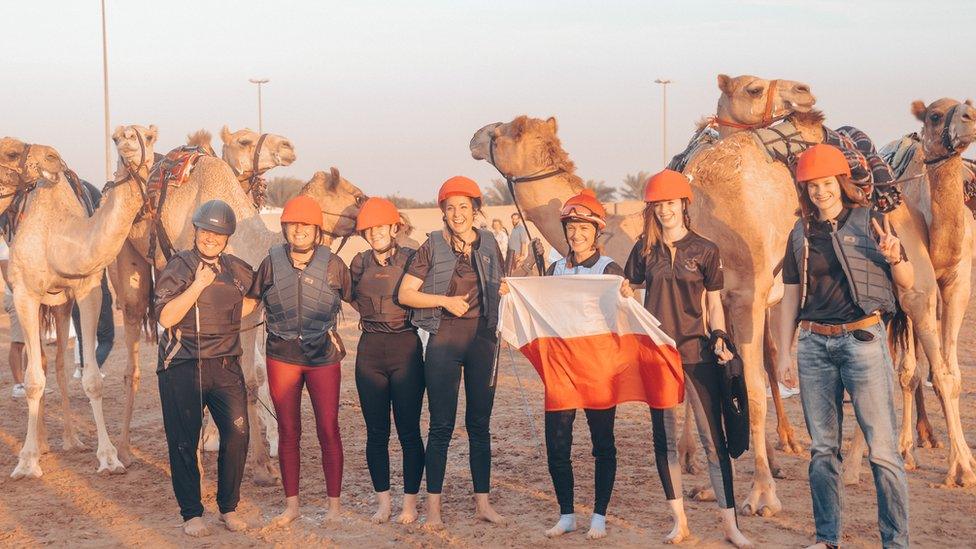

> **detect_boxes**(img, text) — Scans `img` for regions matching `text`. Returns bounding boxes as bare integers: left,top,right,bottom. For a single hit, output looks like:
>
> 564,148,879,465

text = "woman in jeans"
777,144,912,549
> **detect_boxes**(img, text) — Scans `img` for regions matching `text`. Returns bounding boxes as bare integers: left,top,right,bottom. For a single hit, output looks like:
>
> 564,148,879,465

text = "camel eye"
5,152,18,160
747,87,763,96
929,113,942,123
238,139,253,147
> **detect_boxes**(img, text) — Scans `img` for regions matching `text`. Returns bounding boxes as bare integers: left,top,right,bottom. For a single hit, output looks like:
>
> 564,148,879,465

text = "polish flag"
499,275,683,411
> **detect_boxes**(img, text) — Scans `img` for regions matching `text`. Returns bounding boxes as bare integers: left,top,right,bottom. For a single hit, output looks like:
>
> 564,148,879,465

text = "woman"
155,200,257,537
501,189,633,540
490,218,509,255
623,170,751,547
398,176,505,529
350,197,425,524
777,144,911,549
248,195,353,526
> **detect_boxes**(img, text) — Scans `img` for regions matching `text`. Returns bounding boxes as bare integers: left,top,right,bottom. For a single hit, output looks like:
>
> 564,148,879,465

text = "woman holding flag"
397,176,506,530
624,169,752,547
502,189,633,539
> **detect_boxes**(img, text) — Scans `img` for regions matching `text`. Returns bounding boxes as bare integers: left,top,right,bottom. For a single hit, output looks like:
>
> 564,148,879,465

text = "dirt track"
0,286,974,548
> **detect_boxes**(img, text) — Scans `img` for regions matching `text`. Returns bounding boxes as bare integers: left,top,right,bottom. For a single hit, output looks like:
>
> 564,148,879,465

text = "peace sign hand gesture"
871,215,902,265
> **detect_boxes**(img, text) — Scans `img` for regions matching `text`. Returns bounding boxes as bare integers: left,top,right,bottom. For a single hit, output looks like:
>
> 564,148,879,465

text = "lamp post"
101,0,111,183
248,78,269,133
654,79,672,168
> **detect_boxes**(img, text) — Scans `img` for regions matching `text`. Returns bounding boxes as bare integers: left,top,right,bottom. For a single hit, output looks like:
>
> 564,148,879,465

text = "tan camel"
470,105,833,518
109,134,364,484
843,98,976,487
0,138,67,213
7,139,147,478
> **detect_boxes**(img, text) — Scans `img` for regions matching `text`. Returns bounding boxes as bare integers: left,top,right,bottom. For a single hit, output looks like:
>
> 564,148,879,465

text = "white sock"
589,513,606,532
547,514,576,536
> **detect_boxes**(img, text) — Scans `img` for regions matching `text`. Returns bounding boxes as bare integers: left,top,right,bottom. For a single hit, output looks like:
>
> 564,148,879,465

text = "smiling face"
283,221,318,251
195,228,229,259
805,176,842,216
442,195,476,234
364,224,397,252
564,220,597,254
652,199,685,231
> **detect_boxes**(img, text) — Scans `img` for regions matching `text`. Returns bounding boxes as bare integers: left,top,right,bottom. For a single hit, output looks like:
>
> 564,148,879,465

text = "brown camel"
109,131,364,484
843,98,976,487
0,138,67,213
7,140,147,478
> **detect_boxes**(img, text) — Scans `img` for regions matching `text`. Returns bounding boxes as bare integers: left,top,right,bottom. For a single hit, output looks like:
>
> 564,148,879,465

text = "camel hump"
186,130,215,156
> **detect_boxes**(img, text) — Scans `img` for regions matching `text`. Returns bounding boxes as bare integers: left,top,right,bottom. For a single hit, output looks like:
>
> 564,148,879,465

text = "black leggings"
157,357,249,521
545,407,617,516
424,317,498,494
651,361,735,508
355,331,426,494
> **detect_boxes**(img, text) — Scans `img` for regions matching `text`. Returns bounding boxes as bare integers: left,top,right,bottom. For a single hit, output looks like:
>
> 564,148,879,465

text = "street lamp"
249,78,270,133
101,0,111,183
654,79,672,168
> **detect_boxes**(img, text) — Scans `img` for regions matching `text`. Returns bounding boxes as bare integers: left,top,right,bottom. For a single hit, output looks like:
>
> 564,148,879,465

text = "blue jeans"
797,321,909,548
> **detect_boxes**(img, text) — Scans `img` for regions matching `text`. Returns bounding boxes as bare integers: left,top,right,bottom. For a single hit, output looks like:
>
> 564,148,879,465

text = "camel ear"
220,125,233,144
717,74,733,95
329,167,341,190
545,117,558,134
146,125,158,142
911,100,927,121
966,99,973,107
112,125,125,142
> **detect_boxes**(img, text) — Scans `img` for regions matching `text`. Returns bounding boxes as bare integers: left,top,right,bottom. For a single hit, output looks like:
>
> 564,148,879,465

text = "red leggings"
267,359,343,498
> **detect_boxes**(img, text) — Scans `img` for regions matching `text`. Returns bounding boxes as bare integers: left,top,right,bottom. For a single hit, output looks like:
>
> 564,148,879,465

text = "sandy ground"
0,211,974,547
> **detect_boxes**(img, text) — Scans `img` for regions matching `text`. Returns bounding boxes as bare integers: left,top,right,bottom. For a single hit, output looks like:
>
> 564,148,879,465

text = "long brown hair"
641,198,692,257
796,174,869,221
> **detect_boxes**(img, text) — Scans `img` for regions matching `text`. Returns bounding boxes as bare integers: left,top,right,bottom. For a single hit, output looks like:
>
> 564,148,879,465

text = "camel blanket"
146,145,212,201
668,125,720,173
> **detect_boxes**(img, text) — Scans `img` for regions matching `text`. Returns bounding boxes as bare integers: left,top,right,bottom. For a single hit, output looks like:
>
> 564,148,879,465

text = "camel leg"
239,321,278,486
932,263,976,487
914,383,941,448
895,324,920,471
254,336,278,457
843,427,867,486
202,410,220,452
53,304,85,451
110,244,150,467
11,292,45,479
677,397,701,475
77,288,125,475
765,305,802,456
35,343,50,455
728,290,781,518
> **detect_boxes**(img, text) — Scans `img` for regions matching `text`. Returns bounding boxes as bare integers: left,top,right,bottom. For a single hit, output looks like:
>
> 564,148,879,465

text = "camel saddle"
668,124,720,173
880,134,976,218
139,145,214,261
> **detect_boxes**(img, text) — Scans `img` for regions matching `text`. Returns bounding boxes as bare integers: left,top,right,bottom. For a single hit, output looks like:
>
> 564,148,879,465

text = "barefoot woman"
398,176,506,529
624,170,752,547
351,197,426,524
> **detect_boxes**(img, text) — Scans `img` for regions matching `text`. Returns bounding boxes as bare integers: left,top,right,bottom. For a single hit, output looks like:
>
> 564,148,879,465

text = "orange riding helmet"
643,169,693,203
437,176,483,205
356,197,401,232
560,188,607,230
795,144,851,183
280,195,323,227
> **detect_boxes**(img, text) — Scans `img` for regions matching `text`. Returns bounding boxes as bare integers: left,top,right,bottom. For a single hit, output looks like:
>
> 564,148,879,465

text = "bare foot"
804,544,835,549
219,512,248,532
545,514,576,538
183,517,212,537
473,494,508,525
372,491,392,524
324,497,343,522
423,494,445,531
586,514,607,539
396,494,419,524
269,502,300,528
665,499,690,544
720,507,753,548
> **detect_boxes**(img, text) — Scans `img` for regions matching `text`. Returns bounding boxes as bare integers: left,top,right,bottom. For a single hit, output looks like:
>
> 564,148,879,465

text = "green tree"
265,176,306,208
483,178,514,206
620,171,651,200
584,179,617,203
385,194,437,209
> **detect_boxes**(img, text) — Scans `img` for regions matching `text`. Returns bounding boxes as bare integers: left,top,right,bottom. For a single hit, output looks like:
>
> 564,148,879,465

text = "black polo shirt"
406,232,498,320
624,231,723,365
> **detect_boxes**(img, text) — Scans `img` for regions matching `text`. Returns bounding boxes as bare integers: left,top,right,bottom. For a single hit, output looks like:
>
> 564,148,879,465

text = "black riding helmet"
192,200,237,235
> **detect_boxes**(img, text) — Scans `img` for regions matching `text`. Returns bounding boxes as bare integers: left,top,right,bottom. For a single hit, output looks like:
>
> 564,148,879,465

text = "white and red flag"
498,275,684,411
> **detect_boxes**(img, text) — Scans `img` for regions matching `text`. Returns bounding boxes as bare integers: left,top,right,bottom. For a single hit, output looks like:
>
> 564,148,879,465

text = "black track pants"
355,331,426,494
157,357,250,521
545,407,617,516
423,317,498,494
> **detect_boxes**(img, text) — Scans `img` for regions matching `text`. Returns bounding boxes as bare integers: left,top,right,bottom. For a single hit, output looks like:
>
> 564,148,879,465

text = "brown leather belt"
799,314,881,337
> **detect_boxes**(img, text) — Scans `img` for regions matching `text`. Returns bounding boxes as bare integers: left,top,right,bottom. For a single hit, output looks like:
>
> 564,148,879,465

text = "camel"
0,138,67,213
842,98,976,487
109,129,364,484
7,138,148,478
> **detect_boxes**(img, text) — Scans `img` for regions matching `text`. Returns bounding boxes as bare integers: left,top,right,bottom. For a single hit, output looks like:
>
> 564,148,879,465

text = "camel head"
714,74,816,129
300,166,367,240
911,98,976,161
0,137,65,187
220,126,296,178
470,116,580,183
112,124,158,168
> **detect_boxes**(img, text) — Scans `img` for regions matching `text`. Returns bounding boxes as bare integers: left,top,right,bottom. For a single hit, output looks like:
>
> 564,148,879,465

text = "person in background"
0,237,25,398
506,212,529,275
490,218,509,256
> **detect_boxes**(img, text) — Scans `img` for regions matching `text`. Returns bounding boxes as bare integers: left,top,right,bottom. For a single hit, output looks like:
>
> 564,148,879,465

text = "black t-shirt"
154,251,254,366
782,207,905,324
624,231,723,366
406,232,493,320
248,248,353,366
544,251,624,277
350,246,415,334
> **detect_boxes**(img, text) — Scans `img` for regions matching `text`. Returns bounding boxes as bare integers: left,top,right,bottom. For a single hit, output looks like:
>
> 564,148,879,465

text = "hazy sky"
5,1,974,199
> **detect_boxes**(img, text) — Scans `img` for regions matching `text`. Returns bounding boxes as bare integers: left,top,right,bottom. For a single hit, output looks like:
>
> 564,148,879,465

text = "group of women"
154,143,909,548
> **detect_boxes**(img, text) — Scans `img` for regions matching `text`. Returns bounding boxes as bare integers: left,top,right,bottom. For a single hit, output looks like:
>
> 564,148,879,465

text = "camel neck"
926,156,967,264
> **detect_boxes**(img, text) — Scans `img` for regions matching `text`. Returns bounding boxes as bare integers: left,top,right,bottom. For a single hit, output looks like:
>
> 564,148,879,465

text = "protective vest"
411,229,501,334
264,244,340,341
551,254,613,276
351,247,413,329
788,207,896,317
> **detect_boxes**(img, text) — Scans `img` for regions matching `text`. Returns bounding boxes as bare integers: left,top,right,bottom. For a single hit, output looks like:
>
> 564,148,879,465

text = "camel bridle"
318,192,368,254
0,143,34,200
924,103,965,166
229,133,272,208
708,80,785,130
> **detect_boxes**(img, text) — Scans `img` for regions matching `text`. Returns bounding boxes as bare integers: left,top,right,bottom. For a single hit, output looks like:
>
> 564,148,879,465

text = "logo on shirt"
843,235,856,244
683,258,699,272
